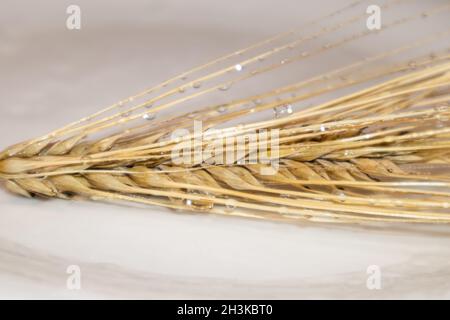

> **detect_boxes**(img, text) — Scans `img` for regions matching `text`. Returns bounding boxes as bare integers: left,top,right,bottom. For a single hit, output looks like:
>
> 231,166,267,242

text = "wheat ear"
1,1,449,225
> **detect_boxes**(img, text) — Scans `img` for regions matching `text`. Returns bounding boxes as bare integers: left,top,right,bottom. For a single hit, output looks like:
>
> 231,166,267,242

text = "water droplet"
225,199,237,212
234,64,243,72
192,82,202,89
320,125,326,132
273,104,293,118
436,113,449,122
217,105,228,114
435,105,449,127
143,113,155,121
185,199,193,207
178,86,186,93
434,104,449,112
277,206,288,214
286,105,293,114
436,117,448,128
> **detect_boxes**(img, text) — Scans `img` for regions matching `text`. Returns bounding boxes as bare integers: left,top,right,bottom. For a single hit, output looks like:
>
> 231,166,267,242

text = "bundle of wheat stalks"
0,0,449,224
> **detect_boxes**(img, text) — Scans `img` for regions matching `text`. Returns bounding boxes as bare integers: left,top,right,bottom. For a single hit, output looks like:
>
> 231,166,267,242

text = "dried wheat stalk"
0,1,449,224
